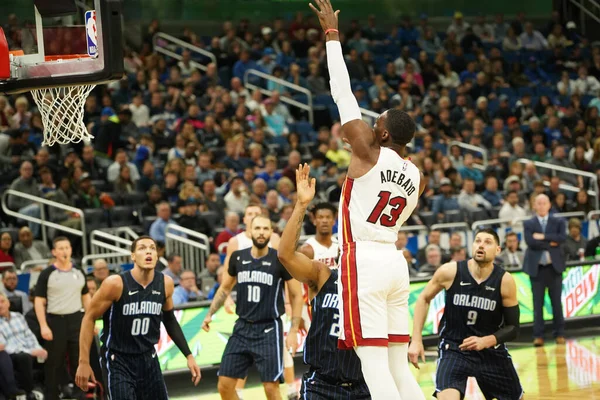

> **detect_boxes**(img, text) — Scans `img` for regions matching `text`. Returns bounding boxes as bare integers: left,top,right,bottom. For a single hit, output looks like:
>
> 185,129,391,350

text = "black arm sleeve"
163,309,192,357
493,305,520,344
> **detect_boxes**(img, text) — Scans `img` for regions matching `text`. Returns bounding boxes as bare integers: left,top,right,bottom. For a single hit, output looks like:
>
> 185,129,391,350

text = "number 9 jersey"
339,147,421,246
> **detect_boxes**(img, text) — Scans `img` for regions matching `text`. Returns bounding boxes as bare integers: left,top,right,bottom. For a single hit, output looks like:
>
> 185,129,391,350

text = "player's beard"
252,236,270,249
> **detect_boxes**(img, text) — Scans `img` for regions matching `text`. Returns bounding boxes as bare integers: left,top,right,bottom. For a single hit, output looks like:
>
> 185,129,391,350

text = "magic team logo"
561,265,599,318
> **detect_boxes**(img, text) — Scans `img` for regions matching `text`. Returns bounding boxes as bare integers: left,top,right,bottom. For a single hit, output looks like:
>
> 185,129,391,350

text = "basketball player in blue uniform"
75,236,201,399
278,164,370,399
409,229,523,400
202,215,304,400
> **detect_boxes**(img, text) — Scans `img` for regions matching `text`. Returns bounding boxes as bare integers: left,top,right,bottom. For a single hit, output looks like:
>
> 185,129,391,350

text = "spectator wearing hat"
447,11,470,42
430,177,460,220
564,218,587,261
177,197,213,239
495,95,515,121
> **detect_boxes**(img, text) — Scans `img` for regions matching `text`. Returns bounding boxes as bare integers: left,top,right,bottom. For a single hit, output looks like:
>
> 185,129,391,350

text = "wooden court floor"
169,336,600,399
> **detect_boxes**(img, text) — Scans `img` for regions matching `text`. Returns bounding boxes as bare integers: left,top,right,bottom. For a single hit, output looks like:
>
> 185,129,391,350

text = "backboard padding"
0,0,124,94
34,0,77,17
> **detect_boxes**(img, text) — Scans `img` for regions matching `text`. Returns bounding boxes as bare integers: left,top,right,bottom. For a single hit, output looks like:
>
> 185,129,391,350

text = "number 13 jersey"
339,147,421,245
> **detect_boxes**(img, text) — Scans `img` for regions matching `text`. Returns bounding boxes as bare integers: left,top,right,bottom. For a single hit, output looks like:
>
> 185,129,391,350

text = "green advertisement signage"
97,264,600,373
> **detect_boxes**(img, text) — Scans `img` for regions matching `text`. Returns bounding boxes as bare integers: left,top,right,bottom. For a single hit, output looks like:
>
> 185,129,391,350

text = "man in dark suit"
523,194,567,347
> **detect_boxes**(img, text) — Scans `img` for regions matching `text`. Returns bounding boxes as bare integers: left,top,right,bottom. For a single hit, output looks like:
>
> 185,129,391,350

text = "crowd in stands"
0,9,600,291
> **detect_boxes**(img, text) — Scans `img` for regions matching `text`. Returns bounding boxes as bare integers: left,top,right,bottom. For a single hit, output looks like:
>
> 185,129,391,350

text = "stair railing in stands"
1,190,88,256
517,158,599,210
565,0,600,35
89,229,135,266
244,68,315,125
152,32,217,72
165,224,210,276
447,141,488,171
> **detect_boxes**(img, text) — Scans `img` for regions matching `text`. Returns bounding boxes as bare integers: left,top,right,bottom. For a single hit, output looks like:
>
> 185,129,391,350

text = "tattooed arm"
202,264,237,332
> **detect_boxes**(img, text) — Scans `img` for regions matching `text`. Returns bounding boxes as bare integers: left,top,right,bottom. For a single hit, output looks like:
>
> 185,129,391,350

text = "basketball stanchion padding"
0,27,9,80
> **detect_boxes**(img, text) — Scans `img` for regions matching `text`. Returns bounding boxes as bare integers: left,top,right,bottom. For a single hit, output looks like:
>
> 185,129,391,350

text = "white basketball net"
31,85,96,146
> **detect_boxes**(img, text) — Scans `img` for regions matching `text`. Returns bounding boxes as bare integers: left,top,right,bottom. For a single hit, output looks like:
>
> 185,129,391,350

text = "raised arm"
75,275,122,391
278,164,331,299
310,0,377,162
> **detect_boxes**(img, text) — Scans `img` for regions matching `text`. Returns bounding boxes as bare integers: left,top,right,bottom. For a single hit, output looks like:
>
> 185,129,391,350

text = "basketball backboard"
0,0,124,94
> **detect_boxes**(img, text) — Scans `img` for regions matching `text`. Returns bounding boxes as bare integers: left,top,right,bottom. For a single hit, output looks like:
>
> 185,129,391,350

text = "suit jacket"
13,241,52,269
523,215,567,277
498,249,525,270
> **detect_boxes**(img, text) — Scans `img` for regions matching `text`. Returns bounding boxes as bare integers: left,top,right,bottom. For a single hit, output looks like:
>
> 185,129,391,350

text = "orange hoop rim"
44,54,91,61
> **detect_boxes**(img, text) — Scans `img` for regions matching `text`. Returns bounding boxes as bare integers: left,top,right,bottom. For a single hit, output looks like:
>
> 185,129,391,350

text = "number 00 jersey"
101,271,165,354
228,248,293,321
304,270,363,382
339,147,420,245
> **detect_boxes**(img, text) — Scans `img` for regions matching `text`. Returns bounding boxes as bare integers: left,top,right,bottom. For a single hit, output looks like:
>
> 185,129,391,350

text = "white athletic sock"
235,388,244,399
389,343,425,400
355,346,402,400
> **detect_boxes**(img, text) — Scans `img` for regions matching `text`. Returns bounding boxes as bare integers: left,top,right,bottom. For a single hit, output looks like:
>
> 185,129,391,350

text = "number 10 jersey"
228,248,293,322
338,147,421,246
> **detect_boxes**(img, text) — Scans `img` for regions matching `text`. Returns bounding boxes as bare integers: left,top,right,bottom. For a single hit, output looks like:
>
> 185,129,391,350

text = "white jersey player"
310,1,426,399
300,202,339,268
299,202,338,328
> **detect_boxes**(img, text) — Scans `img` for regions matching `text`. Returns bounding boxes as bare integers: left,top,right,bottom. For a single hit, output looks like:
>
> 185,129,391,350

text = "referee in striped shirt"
34,237,90,400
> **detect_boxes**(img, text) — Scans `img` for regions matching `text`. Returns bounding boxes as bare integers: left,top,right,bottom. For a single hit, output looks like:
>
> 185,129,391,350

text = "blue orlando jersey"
228,248,292,321
101,271,165,354
304,270,363,382
439,260,506,347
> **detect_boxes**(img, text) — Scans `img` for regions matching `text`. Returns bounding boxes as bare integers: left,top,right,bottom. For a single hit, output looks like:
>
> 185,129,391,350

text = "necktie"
541,218,547,233
512,253,519,267
540,218,550,264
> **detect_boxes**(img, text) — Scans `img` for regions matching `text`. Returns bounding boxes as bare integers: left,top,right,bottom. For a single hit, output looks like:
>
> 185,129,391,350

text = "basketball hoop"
30,55,95,146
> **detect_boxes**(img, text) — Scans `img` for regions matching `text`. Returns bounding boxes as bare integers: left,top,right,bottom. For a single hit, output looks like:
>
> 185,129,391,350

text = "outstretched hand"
296,163,316,206
308,0,340,32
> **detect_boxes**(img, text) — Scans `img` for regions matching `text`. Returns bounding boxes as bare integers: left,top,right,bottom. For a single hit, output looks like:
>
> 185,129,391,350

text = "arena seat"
110,205,139,228
200,211,220,227
84,209,109,231
418,211,436,227
121,192,147,206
